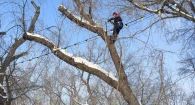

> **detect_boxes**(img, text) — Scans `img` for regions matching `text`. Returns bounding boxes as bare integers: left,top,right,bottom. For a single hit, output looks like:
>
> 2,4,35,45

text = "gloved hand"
107,19,111,22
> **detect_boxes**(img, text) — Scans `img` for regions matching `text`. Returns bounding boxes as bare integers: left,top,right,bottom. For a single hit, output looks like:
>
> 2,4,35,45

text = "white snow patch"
59,5,90,24
58,5,64,8
60,49,73,57
73,56,118,81
59,5,99,28
138,100,143,105
0,83,7,99
59,49,118,81
75,15,90,25
26,32,56,45
0,94,7,99
174,8,195,19
27,32,44,39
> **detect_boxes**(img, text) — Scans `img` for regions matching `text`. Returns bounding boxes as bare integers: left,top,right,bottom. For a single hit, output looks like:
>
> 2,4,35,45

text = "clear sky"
0,0,192,98
0,0,183,78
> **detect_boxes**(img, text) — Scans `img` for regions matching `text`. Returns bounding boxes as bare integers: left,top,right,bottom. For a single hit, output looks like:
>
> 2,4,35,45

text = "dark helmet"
113,12,117,15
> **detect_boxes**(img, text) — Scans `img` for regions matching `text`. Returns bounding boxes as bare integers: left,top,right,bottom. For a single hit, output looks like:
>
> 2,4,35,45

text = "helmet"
113,12,117,15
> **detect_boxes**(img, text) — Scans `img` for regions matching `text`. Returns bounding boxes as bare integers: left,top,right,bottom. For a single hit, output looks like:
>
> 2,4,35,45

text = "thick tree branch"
58,5,101,34
74,0,96,25
58,5,109,42
2,38,25,72
28,0,40,33
23,32,118,89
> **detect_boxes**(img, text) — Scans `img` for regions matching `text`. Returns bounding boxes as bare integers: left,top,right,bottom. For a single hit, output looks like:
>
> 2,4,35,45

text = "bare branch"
187,0,195,13
28,0,40,33
12,51,28,61
2,38,25,72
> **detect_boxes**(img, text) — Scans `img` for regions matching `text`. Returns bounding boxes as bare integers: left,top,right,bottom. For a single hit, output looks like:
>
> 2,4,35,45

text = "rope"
12,34,101,65
9,12,160,66
124,13,155,28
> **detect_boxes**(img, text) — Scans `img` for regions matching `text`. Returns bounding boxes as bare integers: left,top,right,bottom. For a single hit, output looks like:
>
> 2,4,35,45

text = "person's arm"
108,17,114,22
108,17,114,25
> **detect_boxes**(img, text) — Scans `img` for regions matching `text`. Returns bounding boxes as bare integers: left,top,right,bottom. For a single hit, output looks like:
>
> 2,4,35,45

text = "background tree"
0,0,40,104
124,0,195,77
23,0,188,104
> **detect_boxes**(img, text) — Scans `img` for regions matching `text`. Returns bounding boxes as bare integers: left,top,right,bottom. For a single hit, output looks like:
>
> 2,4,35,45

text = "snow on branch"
58,5,102,33
24,32,56,48
74,0,96,25
26,32,53,43
0,94,7,99
59,5,100,26
174,8,195,20
25,32,118,82
0,83,7,99
129,0,195,22
58,5,89,24
54,48,118,82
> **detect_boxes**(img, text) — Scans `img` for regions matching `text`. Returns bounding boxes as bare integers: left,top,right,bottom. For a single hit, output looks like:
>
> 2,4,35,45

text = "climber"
107,12,123,43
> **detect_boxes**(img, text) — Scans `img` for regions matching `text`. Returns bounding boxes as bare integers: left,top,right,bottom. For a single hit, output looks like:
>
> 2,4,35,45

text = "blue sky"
1,0,192,95
0,0,183,76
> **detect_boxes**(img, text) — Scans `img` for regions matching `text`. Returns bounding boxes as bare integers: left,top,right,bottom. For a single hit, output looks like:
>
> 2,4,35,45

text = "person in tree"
108,12,123,43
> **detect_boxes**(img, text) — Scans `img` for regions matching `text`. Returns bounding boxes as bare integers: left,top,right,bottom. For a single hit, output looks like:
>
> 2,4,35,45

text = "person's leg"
113,27,117,37
115,28,120,38
110,26,120,43
111,27,118,43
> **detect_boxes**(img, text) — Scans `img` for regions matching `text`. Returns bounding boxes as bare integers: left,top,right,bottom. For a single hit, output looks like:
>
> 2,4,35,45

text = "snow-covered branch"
0,83,7,99
128,0,195,22
23,32,118,88
58,5,102,34
74,0,96,25
54,48,118,82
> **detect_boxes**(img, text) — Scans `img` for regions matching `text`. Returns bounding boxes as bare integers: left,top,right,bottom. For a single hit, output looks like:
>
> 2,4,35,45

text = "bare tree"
124,0,195,77
23,0,141,104
1,0,194,104
0,0,40,104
